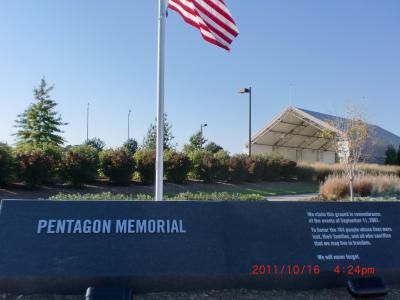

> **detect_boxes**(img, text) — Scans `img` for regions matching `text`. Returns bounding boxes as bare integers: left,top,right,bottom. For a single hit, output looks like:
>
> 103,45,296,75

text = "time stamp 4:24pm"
251,264,376,276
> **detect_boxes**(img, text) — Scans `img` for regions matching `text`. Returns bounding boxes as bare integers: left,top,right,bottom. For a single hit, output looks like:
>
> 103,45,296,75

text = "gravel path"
1,286,400,300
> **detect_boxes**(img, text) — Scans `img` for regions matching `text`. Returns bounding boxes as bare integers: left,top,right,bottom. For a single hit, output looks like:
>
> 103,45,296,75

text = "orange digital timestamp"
251,264,321,276
333,265,376,276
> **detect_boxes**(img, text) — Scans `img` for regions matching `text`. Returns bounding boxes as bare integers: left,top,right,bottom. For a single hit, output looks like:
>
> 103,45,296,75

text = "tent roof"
298,108,400,162
249,107,400,163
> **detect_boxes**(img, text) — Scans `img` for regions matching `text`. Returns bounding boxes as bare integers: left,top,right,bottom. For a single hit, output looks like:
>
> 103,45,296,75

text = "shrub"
60,145,99,186
295,164,315,182
0,143,15,186
280,160,297,180
246,156,266,182
134,149,156,185
213,150,230,181
164,151,191,184
227,155,248,183
14,144,62,187
263,159,282,181
99,148,135,185
188,150,220,183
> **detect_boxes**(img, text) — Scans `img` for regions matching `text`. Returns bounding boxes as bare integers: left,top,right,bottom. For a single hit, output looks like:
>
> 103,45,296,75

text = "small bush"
100,148,135,185
213,150,230,181
227,155,248,183
188,150,220,183
134,149,156,185
60,145,99,186
0,143,15,186
164,151,191,184
14,144,62,187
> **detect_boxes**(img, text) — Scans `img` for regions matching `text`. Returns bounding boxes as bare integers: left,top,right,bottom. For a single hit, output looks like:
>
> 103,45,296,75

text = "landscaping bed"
0,181,318,201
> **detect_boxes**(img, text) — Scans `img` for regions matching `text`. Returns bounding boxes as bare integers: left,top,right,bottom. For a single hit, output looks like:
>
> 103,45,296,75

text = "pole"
128,109,131,140
155,0,166,201
248,87,252,157
86,103,89,142
200,125,203,148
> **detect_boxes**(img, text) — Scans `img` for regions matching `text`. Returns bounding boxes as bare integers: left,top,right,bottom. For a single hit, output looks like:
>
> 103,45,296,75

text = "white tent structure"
246,107,400,164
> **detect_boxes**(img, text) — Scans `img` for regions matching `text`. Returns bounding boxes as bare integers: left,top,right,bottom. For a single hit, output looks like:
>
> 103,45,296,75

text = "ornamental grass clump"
99,147,135,185
320,174,400,200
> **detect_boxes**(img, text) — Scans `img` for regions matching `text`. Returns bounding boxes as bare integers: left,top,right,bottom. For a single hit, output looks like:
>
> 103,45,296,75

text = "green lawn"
48,182,319,201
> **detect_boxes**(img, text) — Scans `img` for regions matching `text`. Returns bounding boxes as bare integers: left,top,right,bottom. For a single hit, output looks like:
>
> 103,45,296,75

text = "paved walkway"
267,193,319,201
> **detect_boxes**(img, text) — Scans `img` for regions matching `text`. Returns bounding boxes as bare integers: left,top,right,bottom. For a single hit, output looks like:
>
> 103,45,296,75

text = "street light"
86,102,90,142
128,109,132,140
239,87,252,157
200,123,207,148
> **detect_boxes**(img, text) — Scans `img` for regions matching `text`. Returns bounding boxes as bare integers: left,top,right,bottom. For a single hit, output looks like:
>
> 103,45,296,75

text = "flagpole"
155,0,166,201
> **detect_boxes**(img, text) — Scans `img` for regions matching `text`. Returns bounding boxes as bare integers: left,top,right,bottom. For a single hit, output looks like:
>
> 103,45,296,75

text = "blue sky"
0,0,399,153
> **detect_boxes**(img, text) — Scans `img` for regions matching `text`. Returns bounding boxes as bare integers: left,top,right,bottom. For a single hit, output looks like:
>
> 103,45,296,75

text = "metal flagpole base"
85,286,133,300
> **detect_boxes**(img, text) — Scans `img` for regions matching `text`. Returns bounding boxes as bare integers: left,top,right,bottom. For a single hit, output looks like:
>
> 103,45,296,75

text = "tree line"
12,78,224,154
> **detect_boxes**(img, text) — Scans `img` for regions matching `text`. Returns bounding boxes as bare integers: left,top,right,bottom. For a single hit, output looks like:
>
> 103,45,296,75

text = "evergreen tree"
398,145,400,165
14,78,66,147
85,137,106,152
123,138,138,155
142,114,175,150
183,131,207,152
384,144,397,165
204,142,223,153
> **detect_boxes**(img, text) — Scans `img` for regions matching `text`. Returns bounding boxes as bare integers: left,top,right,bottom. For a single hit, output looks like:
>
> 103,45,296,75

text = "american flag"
168,0,239,51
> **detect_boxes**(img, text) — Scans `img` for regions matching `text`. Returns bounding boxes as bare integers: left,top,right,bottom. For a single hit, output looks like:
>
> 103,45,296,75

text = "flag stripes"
168,0,239,51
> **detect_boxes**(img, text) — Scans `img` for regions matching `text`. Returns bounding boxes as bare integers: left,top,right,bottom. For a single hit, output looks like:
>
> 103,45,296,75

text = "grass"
48,182,318,201
49,191,267,201
320,174,400,200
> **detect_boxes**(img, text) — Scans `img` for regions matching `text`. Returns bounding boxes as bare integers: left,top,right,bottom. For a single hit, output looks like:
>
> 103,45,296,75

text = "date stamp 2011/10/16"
251,264,376,277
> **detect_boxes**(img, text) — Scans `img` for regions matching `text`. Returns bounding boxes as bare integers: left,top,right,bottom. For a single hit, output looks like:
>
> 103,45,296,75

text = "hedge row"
3,143,399,187
0,143,298,186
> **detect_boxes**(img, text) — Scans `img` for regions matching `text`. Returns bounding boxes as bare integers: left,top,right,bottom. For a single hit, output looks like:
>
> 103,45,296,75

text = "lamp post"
200,123,207,149
239,87,252,157
128,109,132,140
86,102,90,142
